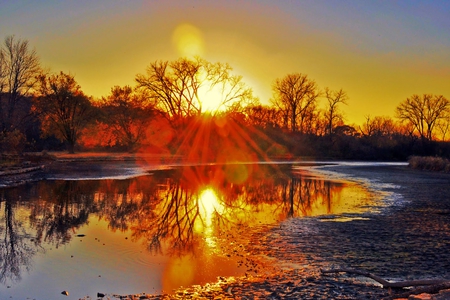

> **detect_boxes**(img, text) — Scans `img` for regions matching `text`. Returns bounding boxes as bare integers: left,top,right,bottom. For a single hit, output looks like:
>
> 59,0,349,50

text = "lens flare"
172,23,204,57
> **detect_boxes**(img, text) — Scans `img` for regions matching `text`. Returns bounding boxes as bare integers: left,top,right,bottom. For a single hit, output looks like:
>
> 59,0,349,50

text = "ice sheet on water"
44,165,173,181
294,161,409,213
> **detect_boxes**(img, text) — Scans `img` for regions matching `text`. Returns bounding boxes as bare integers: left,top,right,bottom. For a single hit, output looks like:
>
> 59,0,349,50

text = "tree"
360,115,398,137
324,88,348,135
202,60,256,112
0,36,41,132
396,94,450,141
436,114,450,141
135,57,255,128
99,85,156,151
271,73,319,133
34,72,94,153
244,104,282,129
302,102,321,135
0,36,41,152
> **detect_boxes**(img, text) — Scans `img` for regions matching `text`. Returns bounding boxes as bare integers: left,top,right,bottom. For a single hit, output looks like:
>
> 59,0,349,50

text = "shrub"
0,130,26,153
408,156,450,173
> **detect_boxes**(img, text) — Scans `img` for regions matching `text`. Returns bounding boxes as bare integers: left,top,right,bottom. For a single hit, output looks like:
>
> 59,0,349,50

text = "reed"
408,156,450,173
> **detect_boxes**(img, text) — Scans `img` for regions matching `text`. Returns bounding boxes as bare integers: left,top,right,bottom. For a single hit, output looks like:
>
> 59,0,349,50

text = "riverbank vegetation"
408,155,450,173
1,35,449,161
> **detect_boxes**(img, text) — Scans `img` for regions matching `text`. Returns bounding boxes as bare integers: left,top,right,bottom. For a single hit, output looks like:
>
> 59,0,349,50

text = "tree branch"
320,268,449,288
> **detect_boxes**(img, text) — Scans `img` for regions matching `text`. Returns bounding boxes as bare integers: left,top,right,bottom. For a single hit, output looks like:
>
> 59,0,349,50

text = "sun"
198,83,226,113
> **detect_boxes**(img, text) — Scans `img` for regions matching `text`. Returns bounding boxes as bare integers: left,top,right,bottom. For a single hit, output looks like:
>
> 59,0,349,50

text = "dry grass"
408,156,450,173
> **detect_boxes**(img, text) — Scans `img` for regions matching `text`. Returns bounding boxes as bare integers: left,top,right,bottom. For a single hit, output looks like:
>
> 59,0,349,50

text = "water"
0,162,387,299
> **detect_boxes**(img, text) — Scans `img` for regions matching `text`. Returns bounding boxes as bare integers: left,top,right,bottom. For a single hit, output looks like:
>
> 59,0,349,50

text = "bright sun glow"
198,187,223,221
198,84,226,113
195,187,224,248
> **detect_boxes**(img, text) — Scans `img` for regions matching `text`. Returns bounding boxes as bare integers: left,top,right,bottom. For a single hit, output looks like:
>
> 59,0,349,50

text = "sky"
0,0,449,125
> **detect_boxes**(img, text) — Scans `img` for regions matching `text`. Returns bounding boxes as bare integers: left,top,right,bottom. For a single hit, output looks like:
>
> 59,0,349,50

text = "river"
3,160,449,299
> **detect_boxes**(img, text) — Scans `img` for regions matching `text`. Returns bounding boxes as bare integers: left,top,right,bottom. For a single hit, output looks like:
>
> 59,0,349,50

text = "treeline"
1,35,449,160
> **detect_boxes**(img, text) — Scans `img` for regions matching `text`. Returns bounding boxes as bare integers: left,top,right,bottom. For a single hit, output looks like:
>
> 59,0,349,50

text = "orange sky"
1,0,449,125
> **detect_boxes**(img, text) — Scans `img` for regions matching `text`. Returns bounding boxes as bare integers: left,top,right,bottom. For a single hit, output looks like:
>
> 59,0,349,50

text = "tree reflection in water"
29,181,98,247
0,195,35,284
0,163,374,287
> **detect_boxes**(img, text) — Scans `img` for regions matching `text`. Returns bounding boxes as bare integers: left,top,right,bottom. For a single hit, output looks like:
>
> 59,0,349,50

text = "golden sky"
1,0,449,125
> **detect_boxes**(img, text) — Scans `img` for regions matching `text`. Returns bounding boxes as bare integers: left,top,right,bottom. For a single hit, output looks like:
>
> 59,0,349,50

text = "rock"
433,288,450,300
409,293,432,300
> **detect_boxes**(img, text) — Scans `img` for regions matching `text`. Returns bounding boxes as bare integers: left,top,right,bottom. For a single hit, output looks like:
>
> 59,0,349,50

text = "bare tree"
360,115,398,137
34,72,94,153
360,115,375,137
135,58,255,128
436,114,450,141
302,102,320,135
202,61,256,112
271,73,319,133
324,88,348,135
244,104,283,129
0,35,41,132
396,94,449,141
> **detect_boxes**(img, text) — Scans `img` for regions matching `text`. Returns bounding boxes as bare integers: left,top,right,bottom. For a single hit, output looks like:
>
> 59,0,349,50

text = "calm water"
0,162,387,299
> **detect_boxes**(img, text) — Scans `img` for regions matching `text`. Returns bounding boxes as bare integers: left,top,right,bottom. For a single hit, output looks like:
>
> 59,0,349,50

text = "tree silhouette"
244,104,283,129
135,57,255,128
0,36,41,152
324,88,348,135
98,85,156,151
396,94,449,141
271,73,320,133
34,72,95,153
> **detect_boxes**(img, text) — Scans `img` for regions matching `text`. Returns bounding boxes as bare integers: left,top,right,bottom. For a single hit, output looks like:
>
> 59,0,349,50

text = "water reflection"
0,163,376,296
0,199,35,284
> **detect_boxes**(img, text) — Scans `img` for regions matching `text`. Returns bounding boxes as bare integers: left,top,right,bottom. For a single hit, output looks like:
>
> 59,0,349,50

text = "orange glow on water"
0,162,386,298
164,255,196,291
198,188,223,225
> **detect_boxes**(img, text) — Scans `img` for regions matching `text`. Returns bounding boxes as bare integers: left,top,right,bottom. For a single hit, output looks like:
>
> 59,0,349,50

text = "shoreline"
0,152,335,187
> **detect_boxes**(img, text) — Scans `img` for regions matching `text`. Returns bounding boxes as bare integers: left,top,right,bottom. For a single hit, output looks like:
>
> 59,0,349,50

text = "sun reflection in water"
196,187,224,248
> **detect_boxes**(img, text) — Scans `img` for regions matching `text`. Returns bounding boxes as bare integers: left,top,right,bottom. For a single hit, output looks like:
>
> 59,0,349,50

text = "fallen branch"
320,268,449,288
389,282,450,299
